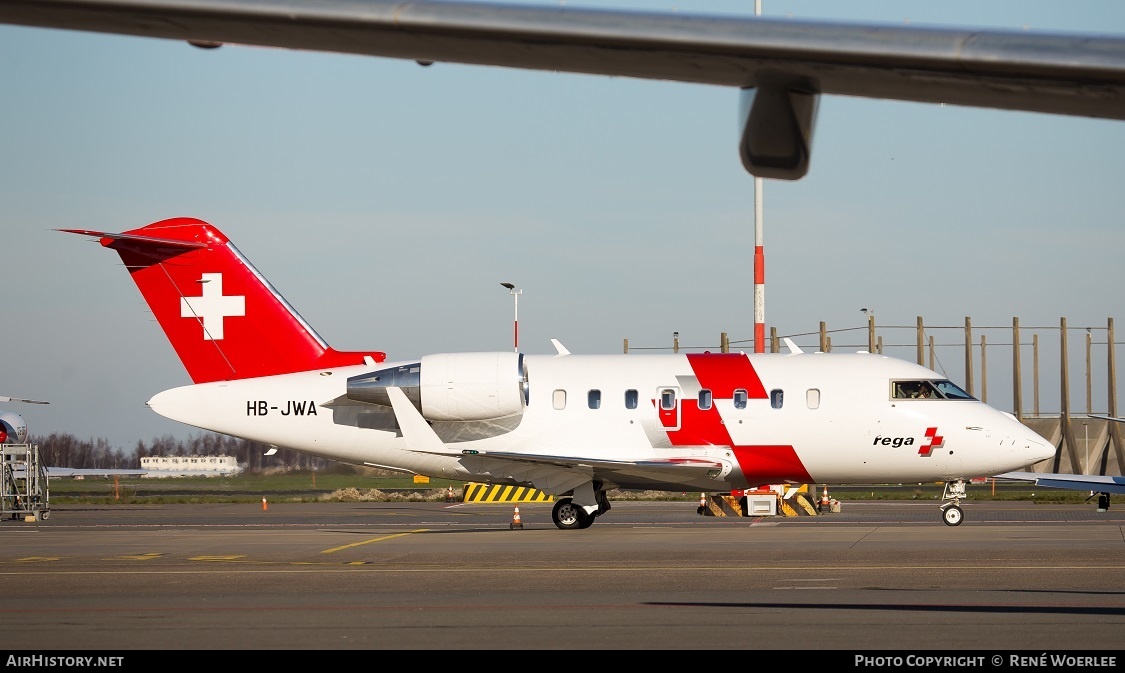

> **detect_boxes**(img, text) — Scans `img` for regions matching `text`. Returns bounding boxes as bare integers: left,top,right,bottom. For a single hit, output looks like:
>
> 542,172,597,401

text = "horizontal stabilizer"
58,229,209,250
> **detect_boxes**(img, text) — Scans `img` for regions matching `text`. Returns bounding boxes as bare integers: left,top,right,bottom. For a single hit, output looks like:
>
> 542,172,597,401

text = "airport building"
139,455,242,477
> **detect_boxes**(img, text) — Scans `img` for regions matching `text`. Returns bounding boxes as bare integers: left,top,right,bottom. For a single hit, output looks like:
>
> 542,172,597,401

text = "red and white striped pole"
753,176,765,353
752,0,766,354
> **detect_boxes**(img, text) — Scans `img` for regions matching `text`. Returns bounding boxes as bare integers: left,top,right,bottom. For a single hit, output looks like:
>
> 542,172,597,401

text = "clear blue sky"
3,1,1124,449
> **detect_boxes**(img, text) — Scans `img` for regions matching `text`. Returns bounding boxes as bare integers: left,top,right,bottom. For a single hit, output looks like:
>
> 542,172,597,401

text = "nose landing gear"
939,479,967,526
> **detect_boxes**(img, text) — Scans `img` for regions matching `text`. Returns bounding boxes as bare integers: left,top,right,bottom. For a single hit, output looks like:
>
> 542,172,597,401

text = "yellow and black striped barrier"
463,483,554,503
699,494,745,517
698,485,820,518
780,484,819,516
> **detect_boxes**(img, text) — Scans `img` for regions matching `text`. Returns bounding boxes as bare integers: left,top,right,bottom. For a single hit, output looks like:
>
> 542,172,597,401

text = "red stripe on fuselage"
665,402,725,446
685,353,767,399
667,353,812,484
731,445,813,483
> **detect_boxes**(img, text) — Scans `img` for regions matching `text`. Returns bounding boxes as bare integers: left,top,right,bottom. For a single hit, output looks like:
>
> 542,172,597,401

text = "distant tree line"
27,432,346,473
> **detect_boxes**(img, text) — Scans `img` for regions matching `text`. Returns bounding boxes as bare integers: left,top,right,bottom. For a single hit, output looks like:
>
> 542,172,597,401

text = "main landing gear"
1087,491,1112,512
551,489,612,530
939,479,967,526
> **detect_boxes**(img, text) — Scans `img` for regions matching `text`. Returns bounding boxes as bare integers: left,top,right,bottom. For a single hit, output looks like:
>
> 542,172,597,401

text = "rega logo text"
872,436,915,447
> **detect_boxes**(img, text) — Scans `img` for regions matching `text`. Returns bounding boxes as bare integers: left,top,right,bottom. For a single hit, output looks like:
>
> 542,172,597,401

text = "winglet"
551,339,571,356
782,338,803,355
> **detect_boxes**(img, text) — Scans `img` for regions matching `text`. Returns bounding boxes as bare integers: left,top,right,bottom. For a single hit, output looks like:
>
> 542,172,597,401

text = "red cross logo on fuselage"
918,427,944,456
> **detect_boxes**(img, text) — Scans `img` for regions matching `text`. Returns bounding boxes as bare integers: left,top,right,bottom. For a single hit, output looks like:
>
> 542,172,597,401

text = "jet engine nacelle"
347,352,528,422
0,411,29,444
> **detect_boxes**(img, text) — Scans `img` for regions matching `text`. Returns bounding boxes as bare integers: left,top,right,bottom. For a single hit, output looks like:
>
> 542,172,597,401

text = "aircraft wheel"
552,499,583,530
942,504,963,526
577,509,595,529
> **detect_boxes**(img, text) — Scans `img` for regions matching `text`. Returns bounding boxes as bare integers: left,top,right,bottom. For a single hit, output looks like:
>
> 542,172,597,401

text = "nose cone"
1018,424,1055,467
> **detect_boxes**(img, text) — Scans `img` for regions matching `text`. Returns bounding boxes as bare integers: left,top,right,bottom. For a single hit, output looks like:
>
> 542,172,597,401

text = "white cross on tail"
180,273,245,340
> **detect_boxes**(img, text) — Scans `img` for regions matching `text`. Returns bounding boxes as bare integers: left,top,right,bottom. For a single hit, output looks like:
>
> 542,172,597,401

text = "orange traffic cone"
820,485,829,512
261,496,269,511
510,506,523,529
446,485,455,503
697,492,707,515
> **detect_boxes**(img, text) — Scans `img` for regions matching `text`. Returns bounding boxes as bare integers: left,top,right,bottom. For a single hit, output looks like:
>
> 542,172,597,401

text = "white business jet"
64,218,1054,528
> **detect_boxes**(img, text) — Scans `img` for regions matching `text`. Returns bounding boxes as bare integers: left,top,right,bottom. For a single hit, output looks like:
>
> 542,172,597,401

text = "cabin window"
770,389,783,409
733,389,748,409
625,389,639,409
660,388,676,410
588,389,601,409
552,389,567,410
806,388,820,409
698,389,712,410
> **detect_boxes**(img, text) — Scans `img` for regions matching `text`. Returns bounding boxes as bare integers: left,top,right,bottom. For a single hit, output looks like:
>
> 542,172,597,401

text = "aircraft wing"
454,450,727,496
42,467,150,478
479,450,725,483
386,384,725,492
1089,414,1125,423
0,396,49,405
3,0,1125,179
992,471,1125,495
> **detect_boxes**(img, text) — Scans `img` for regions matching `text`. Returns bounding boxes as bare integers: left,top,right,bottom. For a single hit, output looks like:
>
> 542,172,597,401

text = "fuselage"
146,350,1054,493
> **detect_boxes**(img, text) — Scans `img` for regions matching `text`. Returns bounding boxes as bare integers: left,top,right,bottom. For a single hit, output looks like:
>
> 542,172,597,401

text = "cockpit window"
933,380,975,400
892,380,942,400
892,380,975,400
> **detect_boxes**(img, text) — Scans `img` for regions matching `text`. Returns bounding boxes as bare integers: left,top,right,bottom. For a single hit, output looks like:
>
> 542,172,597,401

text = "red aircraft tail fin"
63,217,385,383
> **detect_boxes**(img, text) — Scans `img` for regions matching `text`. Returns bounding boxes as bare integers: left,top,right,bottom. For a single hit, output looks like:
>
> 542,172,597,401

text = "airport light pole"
500,282,521,353
1084,421,1089,474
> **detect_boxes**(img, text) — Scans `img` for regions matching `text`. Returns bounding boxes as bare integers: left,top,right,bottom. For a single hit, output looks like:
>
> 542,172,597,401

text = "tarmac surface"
1,499,1123,652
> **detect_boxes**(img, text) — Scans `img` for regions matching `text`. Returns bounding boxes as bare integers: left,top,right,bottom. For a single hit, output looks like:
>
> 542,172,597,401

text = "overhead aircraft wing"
992,471,1125,495
2,0,1125,179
